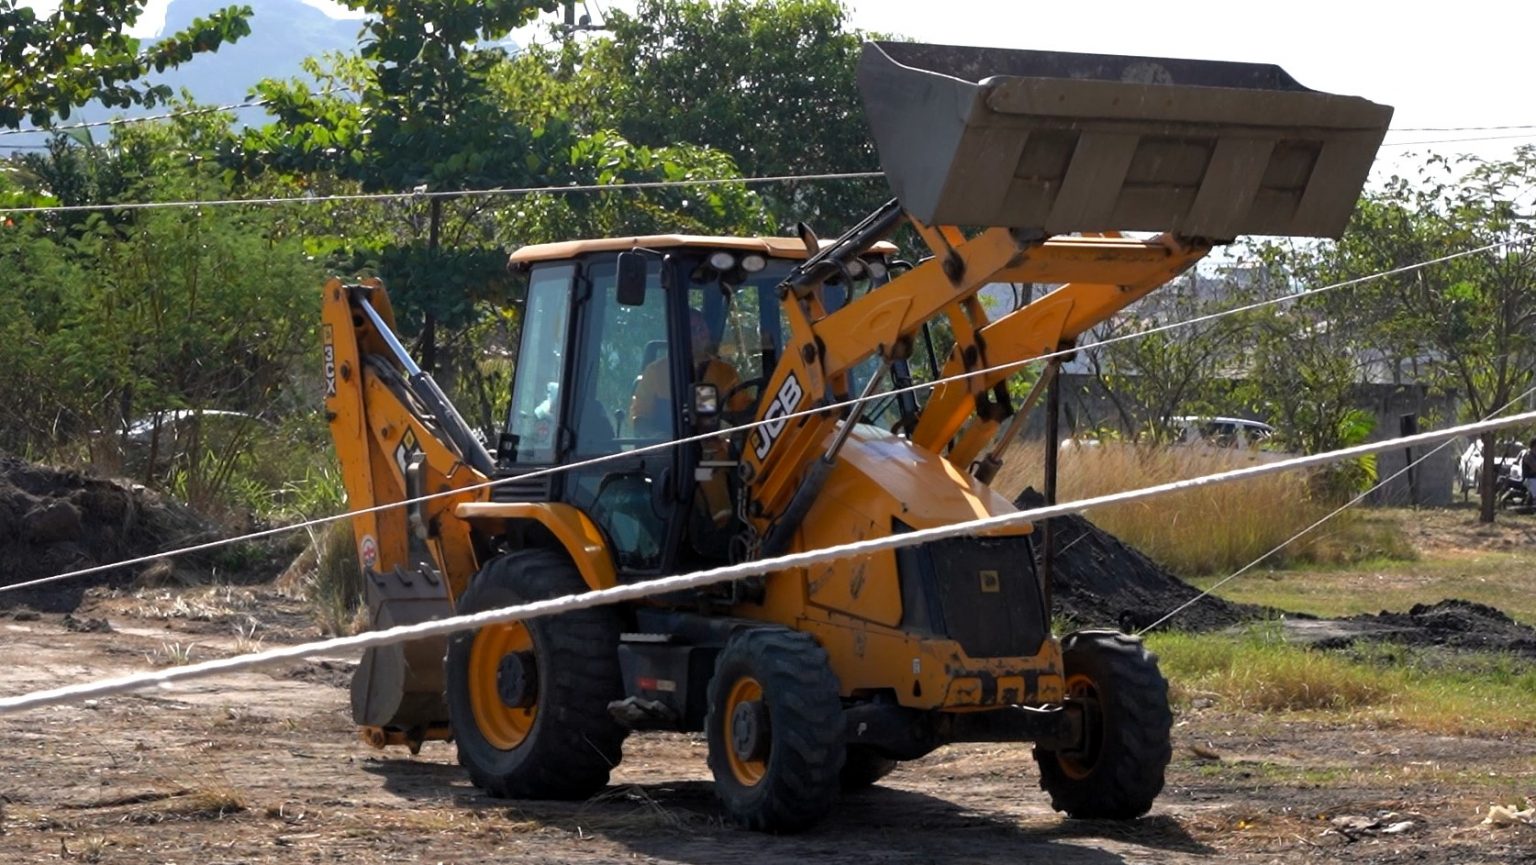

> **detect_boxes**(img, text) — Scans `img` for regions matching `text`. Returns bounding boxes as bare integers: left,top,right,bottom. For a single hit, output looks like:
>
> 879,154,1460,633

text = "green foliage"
230,5,776,381
1080,272,1253,442
497,0,887,233
0,0,252,129
1260,149,1536,516
0,122,321,513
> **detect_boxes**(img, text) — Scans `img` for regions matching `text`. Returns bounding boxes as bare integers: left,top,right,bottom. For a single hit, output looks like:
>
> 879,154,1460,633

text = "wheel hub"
729,699,770,763
496,651,539,709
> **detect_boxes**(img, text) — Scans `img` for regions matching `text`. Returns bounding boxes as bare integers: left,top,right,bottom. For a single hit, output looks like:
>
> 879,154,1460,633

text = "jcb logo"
752,373,804,460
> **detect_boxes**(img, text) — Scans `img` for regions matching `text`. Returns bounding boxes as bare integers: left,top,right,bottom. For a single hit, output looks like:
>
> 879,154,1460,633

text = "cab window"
505,264,573,463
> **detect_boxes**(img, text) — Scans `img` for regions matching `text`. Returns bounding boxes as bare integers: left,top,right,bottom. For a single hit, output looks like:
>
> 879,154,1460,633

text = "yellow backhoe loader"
323,42,1391,832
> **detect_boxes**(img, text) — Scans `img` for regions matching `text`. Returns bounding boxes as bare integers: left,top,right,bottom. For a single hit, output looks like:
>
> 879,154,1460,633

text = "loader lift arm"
741,216,1212,552
738,39,1393,556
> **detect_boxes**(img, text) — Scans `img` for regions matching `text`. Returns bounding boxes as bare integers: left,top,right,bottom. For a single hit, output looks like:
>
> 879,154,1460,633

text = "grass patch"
277,520,364,635
995,441,1414,575
1189,549,1536,626
1149,625,1536,735
1153,625,1389,711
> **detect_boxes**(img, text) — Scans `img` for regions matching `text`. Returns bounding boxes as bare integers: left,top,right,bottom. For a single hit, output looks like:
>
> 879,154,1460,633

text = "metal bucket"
856,41,1393,239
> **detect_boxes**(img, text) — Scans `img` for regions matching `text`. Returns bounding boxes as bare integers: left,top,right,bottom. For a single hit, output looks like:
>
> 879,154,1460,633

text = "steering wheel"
724,376,767,406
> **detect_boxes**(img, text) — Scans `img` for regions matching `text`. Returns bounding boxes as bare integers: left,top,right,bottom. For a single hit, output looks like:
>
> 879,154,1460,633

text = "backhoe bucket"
857,42,1393,239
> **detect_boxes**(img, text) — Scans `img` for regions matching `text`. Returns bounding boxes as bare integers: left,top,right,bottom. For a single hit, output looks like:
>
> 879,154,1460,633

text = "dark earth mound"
1016,488,1275,633
1328,599,1536,659
0,455,226,612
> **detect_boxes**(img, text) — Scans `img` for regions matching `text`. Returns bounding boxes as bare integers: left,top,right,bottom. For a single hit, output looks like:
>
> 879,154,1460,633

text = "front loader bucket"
857,41,1393,239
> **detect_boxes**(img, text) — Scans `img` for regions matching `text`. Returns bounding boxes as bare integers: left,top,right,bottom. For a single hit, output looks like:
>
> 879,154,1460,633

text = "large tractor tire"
445,549,627,799
705,629,845,832
1033,630,1172,819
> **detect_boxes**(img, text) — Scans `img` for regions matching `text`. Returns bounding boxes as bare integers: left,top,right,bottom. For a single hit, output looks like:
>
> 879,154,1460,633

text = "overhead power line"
1390,123,1536,133
0,236,1510,600
0,171,887,216
0,87,355,138
1379,131,1536,149
5,407,1536,716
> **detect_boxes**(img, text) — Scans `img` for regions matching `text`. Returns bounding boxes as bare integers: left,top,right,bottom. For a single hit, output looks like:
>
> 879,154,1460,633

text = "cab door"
563,256,686,575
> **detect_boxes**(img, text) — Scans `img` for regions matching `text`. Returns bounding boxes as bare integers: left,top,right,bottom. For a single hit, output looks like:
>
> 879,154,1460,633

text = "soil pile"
1016,488,1272,633
0,456,223,612
1337,599,1536,659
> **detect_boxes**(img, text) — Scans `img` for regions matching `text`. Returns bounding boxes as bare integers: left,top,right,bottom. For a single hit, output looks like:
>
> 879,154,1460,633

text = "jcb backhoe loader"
323,42,1391,832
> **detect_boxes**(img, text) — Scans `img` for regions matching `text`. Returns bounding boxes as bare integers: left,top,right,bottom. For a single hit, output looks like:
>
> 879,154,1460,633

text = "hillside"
152,0,364,107
2,0,361,150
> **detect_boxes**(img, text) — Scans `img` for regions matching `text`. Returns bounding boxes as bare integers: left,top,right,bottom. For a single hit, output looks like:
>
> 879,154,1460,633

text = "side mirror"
617,251,648,306
693,383,720,420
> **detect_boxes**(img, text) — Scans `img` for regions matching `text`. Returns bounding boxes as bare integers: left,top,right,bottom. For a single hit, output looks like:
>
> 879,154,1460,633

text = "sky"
22,0,1536,173
560,0,1536,175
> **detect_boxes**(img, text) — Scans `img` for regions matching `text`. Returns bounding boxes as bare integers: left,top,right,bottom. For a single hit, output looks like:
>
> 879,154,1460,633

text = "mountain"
2,0,362,152
151,0,365,107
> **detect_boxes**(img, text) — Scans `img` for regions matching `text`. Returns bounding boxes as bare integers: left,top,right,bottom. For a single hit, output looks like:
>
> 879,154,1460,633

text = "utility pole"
559,1,607,39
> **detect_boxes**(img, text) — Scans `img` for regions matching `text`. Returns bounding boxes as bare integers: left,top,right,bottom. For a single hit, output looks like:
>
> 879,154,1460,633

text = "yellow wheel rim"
723,676,767,786
467,622,536,750
1058,672,1102,780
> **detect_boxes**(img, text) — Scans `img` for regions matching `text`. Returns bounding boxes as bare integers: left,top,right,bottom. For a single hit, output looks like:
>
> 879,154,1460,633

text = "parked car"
1457,437,1525,498
1061,416,1278,454
1170,416,1276,449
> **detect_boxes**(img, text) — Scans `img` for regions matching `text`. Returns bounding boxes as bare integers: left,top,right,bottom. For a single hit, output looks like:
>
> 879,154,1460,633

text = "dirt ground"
2,587,1533,865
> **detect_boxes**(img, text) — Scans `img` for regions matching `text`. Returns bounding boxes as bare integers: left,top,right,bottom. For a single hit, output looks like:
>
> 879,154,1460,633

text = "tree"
497,0,888,234
0,0,252,129
0,114,320,508
1290,151,1536,520
230,1,563,371
1077,272,1253,443
232,2,769,382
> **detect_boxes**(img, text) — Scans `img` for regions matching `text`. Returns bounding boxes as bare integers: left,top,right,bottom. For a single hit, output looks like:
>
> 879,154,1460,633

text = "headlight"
708,251,737,271
741,253,768,273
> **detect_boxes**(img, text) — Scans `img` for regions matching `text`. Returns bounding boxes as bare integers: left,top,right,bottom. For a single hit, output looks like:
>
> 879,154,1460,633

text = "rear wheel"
445,549,627,799
705,629,845,832
1033,631,1172,819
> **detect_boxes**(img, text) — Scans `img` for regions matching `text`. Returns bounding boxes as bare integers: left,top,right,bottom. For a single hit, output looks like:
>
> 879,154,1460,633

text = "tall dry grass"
994,440,1412,576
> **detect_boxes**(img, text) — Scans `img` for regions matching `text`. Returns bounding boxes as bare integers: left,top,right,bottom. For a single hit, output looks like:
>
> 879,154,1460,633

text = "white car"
1169,416,1276,449
1061,416,1277,452
1457,438,1525,496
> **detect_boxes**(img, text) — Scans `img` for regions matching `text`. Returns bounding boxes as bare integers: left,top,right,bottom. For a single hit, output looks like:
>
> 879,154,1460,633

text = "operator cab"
503,235,896,578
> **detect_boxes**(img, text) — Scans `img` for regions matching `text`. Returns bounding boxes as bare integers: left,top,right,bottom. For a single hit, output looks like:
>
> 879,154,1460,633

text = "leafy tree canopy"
496,0,888,233
0,0,252,129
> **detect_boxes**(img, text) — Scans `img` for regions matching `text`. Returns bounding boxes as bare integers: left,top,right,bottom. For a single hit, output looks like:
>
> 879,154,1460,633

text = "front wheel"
1033,631,1172,819
705,629,845,832
444,549,627,799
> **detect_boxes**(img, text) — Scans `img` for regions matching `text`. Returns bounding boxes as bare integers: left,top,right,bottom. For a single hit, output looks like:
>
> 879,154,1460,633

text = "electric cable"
0,87,354,137
0,236,1510,598
0,171,886,216
4,406,1534,715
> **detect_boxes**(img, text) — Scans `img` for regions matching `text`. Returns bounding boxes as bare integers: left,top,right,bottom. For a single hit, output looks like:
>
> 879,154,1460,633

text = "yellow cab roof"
508,234,899,265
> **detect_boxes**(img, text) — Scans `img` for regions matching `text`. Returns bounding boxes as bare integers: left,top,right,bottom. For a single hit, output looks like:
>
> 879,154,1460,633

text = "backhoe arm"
321,277,496,744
